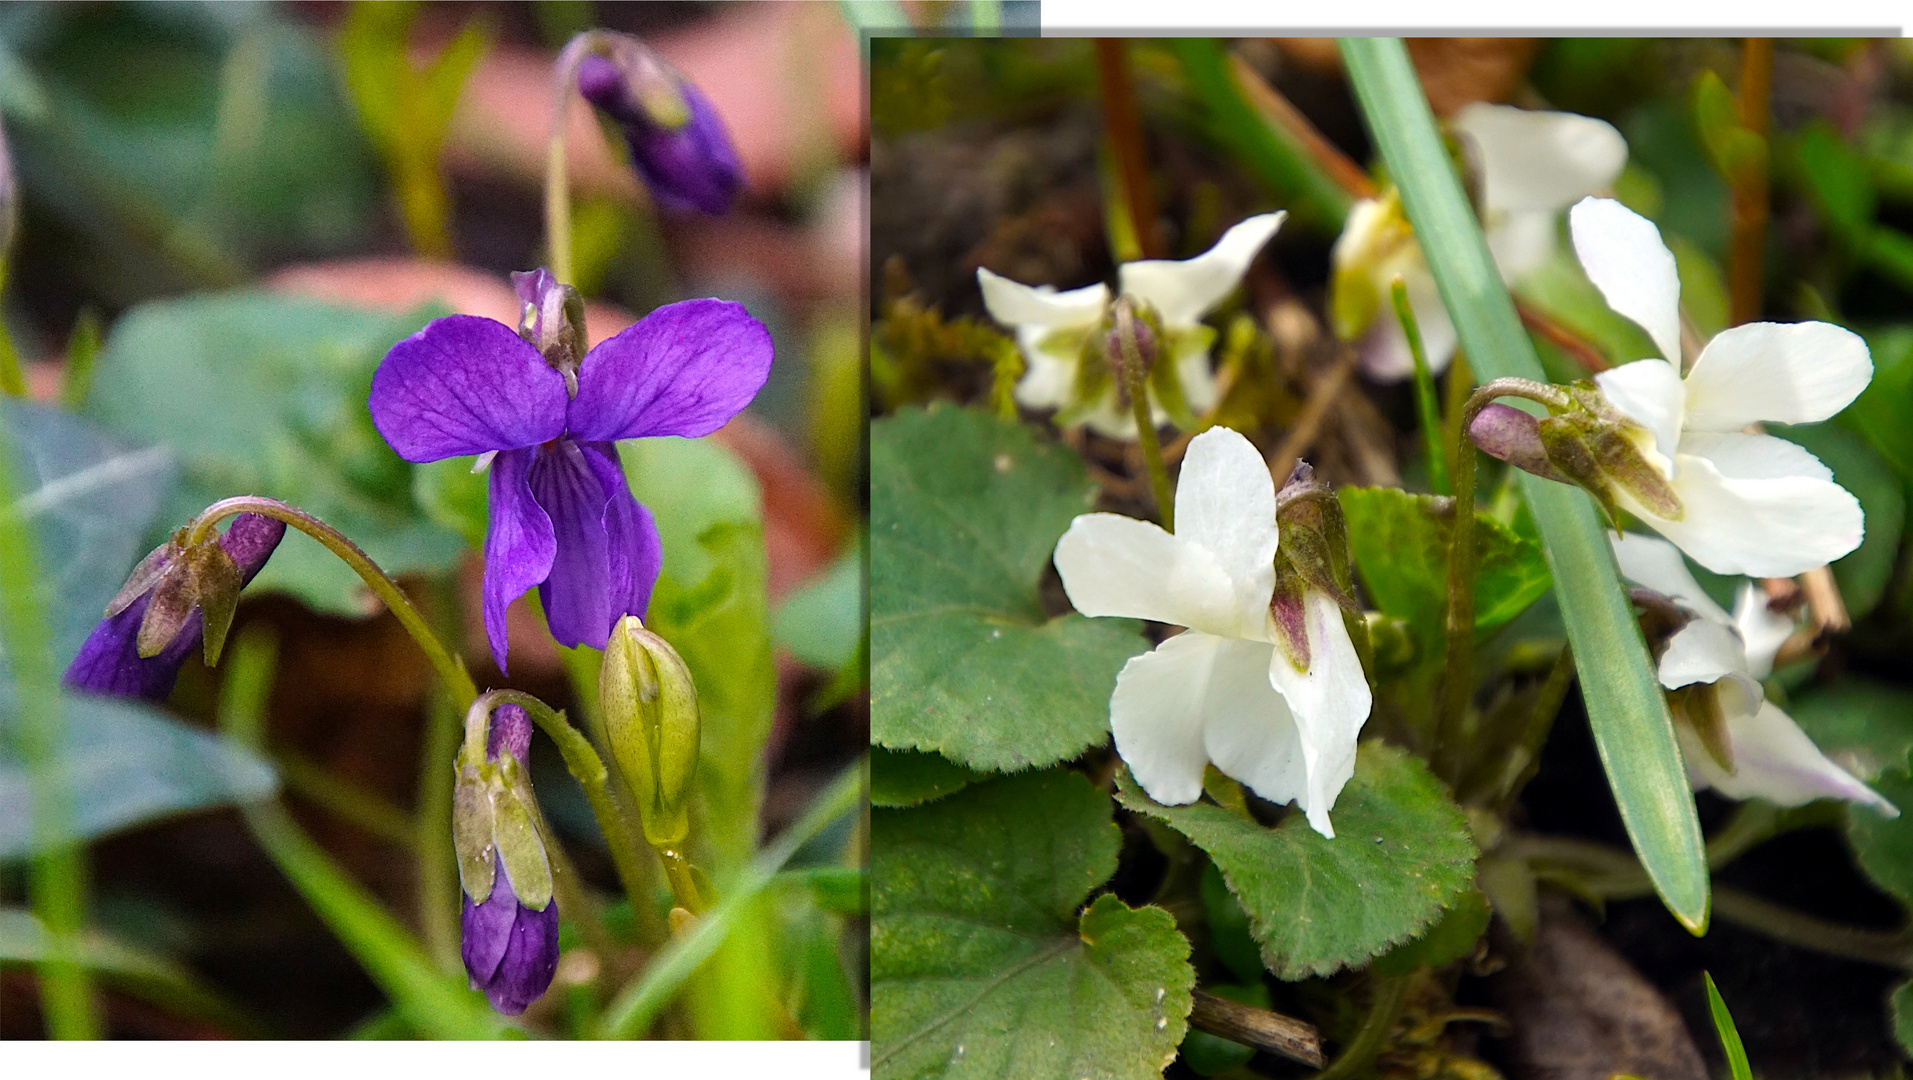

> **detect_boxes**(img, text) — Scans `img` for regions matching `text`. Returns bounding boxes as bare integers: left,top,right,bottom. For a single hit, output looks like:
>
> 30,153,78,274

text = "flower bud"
575,36,743,216
1268,461,1360,673
599,615,700,846
1469,382,1687,530
1468,403,1571,484
64,513,285,701
456,702,559,1016
511,268,587,392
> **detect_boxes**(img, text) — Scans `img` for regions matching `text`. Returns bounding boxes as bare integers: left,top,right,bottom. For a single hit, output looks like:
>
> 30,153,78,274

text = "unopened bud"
1468,404,1571,484
575,34,743,216
600,615,701,846
455,701,558,1014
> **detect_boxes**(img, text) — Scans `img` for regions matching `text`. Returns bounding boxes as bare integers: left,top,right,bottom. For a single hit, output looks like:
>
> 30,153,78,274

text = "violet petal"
565,299,772,443
487,703,532,764
579,440,661,625
461,854,518,987
622,79,744,216
486,893,560,1016
483,448,557,675
369,315,569,463
527,441,616,651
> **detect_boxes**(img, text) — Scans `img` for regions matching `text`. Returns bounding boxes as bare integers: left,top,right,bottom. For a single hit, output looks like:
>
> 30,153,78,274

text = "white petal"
1570,196,1682,365
1684,700,1900,815
1355,277,1457,383
1010,329,1077,411
1658,620,1750,691
1485,210,1558,283
1120,212,1286,327
1682,321,1874,431
1609,531,1731,623
1263,591,1372,838
1172,337,1220,415
1594,358,1686,469
1053,513,1244,637
1625,432,1863,578
1453,104,1628,214
1109,631,1227,806
1174,427,1278,632
977,268,1108,329
1733,581,1795,680
1199,637,1308,816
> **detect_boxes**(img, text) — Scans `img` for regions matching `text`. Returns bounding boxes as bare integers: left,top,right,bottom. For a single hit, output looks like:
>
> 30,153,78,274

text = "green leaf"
1338,486,1552,650
411,455,487,550
1691,70,1767,191
85,292,465,615
871,406,1147,772
1118,741,1477,980
1787,678,1913,785
1371,886,1490,975
1844,327,1913,483
1704,972,1753,1080
1892,979,1913,1058
871,746,982,808
0,690,277,857
775,532,866,672
0,401,176,668
1342,37,1709,932
1844,767,1913,907
1771,422,1904,619
0,908,262,1036
872,768,1193,1080
1794,121,1876,246
1199,860,1263,983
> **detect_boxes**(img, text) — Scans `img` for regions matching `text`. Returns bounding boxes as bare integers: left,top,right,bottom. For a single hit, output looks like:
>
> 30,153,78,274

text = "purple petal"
461,855,518,987
487,703,533,764
623,80,744,215
369,315,569,463
225,513,288,583
486,897,560,1015
579,441,662,624
483,448,556,675
565,299,772,443
527,441,616,651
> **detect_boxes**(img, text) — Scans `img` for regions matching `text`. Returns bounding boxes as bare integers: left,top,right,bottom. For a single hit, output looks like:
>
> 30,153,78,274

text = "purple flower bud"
577,47,743,216
63,513,285,701
1468,403,1571,484
461,852,560,1016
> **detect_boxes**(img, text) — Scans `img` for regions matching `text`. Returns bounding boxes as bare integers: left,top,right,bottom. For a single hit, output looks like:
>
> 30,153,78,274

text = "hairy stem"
1118,307,1175,530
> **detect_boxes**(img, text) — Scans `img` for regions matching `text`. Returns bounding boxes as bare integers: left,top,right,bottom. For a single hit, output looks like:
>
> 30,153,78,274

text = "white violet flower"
978,212,1286,438
1051,426,1372,838
1332,103,1627,381
1572,196,1871,578
1612,532,1897,815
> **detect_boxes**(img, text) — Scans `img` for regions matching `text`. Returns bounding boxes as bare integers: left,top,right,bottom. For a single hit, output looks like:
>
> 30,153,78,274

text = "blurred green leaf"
1,401,175,668
1691,70,1767,192
1119,741,1477,980
870,745,980,808
1795,121,1876,246
873,768,1193,1080
0,907,262,1035
1515,244,1661,371
1199,859,1262,983
1843,327,1913,482
780,888,861,1041
1893,979,1913,1057
411,454,487,550
0,690,276,857
85,292,464,615
1770,422,1905,619
1788,678,1913,786
871,406,1147,772
775,532,865,672
1842,767,1913,906
1338,486,1552,651
783,865,867,918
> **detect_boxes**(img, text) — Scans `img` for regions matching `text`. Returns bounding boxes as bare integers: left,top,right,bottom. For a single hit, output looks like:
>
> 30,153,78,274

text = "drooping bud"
65,513,285,701
575,35,743,216
1268,460,1361,674
511,268,587,396
456,702,559,1016
600,615,700,847
1467,380,1686,530
1468,404,1571,484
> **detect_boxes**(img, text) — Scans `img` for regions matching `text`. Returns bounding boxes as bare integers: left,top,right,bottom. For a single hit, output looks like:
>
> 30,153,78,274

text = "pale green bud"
600,615,701,846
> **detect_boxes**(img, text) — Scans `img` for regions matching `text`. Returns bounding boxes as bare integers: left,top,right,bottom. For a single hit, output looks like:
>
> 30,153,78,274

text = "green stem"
1392,276,1450,495
1117,305,1175,531
0,259,25,399
0,423,98,1038
655,846,705,916
545,33,602,286
1712,888,1913,972
598,762,863,1039
1312,973,1409,1080
184,496,476,708
416,686,462,970
1431,398,1482,786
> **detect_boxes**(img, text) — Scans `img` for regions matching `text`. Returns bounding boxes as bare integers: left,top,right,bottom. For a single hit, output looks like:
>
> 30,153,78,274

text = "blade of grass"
1704,972,1753,1080
1339,37,1710,933
598,761,863,1039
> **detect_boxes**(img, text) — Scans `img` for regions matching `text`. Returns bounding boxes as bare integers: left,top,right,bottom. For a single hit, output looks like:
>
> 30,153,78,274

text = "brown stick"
1728,38,1774,326
1270,345,1360,482
1188,988,1326,1068
1227,52,1377,199
1094,39,1164,259
1516,301,1609,372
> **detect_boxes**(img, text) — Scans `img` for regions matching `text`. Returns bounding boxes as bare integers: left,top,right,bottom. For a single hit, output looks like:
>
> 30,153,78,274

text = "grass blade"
1339,37,1710,932
1705,972,1753,1079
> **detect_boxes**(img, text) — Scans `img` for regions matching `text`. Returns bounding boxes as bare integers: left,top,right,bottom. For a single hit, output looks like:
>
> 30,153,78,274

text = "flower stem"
1392,275,1450,495
183,496,477,709
1486,642,1574,812
654,846,705,916
1094,39,1162,260
1312,973,1409,1080
479,690,656,917
416,684,463,971
1118,307,1175,530
1728,37,1773,327
545,34,601,286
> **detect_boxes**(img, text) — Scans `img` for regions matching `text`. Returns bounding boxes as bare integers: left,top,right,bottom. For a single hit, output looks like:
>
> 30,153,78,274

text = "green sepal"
491,758,554,911
136,561,198,659
187,539,243,666
451,760,496,903
1329,254,1380,342
1066,327,1115,427
1150,324,1210,431
1670,683,1736,775
105,539,179,618
1267,558,1311,674
1591,426,1684,520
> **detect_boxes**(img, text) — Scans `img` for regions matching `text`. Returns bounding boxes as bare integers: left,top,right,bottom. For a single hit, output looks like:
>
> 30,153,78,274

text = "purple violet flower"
576,50,743,216
461,704,559,1016
62,513,286,702
367,272,772,673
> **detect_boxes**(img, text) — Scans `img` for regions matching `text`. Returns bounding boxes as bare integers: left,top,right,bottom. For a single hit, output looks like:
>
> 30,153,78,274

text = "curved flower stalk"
1052,426,1371,837
1612,532,1897,815
63,513,285,701
368,269,772,672
1331,104,1627,380
977,212,1285,438
1566,196,1869,577
455,702,561,1015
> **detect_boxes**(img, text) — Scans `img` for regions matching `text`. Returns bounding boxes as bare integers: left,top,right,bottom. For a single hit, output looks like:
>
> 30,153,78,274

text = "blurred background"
0,1,866,1039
